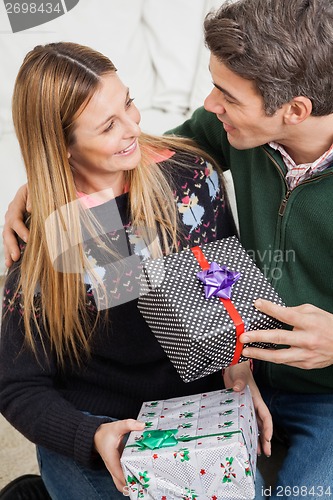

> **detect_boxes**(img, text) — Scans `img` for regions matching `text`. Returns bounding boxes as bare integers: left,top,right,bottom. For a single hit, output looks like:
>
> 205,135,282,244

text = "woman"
0,42,271,499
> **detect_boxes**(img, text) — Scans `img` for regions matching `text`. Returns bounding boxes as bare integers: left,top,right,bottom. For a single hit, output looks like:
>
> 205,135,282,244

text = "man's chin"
227,134,264,151
226,134,248,150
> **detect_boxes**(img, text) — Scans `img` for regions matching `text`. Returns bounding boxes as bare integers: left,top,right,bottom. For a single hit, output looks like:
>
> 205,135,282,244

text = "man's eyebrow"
212,81,238,102
96,88,130,130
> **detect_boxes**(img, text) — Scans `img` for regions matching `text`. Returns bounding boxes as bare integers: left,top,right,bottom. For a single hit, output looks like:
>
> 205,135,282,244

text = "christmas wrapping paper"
121,386,258,499
138,236,284,382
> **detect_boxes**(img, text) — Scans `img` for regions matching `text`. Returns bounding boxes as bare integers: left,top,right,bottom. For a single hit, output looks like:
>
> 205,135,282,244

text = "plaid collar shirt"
269,141,333,190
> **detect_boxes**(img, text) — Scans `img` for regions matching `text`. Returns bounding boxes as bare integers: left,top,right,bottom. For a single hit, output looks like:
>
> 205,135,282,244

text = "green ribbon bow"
127,428,242,451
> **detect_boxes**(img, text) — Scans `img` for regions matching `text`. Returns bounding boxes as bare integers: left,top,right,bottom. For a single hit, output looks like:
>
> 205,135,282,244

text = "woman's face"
68,72,141,194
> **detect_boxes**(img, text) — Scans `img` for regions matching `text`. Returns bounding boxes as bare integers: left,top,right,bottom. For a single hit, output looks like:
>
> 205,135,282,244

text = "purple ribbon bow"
196,262,241,299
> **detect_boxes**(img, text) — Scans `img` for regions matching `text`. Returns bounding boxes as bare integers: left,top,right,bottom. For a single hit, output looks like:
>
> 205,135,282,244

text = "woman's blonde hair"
12,42,220,366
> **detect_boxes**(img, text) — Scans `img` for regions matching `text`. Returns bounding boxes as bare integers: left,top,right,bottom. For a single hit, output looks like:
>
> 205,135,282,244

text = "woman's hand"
3,183,30,267
223,361,272,457
94,418,145,493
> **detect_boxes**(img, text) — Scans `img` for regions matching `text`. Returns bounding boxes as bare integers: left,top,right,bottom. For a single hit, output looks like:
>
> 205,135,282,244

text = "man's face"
204,54,286,150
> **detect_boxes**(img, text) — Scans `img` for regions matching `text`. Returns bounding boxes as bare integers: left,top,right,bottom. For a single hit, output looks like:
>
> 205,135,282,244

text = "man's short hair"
204,0,333,116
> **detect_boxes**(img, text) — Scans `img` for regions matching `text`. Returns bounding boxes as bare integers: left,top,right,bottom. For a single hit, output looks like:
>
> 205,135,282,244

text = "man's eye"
222,93,235,104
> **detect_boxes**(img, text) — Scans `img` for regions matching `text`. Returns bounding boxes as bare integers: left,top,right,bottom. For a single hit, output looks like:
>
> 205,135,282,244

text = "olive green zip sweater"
170,107,333,394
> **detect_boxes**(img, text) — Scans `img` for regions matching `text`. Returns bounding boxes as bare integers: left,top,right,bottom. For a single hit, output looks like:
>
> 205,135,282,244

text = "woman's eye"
103,97,135,132
104,121,114,132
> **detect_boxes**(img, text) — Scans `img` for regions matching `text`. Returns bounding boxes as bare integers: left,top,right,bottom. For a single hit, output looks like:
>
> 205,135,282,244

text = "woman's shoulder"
158,151,221,197
158,148,220,185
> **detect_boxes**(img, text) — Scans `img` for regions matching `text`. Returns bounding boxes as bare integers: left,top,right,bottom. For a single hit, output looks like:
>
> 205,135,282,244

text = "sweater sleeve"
166,107,228,168
0,267,111,469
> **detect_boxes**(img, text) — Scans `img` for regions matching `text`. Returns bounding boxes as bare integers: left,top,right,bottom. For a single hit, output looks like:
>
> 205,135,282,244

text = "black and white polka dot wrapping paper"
138,236,284,383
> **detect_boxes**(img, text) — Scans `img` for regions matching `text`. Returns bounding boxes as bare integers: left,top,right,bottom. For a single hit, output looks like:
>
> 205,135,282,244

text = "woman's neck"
74,171,127,198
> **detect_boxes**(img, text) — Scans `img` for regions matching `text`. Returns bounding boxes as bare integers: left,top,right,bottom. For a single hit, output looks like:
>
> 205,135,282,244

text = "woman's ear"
283,96,313,125
67,151,71,159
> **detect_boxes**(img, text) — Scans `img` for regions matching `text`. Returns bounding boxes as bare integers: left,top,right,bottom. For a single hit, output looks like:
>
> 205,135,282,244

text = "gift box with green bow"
120,386,257,499
138,236,284,382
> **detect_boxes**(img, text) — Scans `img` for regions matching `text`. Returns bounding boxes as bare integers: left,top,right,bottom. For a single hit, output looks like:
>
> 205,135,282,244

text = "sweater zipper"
263,149,292,218
263,148,333,217
277,173,333,216
261,147,333,292
278,191,291,216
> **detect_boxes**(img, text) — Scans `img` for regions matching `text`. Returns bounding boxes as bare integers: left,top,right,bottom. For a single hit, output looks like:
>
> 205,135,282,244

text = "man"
170,0,333,497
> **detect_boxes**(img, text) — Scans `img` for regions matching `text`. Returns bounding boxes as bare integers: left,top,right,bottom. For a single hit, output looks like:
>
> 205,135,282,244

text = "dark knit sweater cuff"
74,415,114,468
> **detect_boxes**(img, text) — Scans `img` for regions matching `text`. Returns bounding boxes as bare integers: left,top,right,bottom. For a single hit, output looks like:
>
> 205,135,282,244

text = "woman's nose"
123,108,141,137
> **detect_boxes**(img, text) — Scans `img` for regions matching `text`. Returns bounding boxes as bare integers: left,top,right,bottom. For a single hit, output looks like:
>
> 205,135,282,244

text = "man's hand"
240,299,333,369
223,361,272,457
94,418,145,493
2,184,30,267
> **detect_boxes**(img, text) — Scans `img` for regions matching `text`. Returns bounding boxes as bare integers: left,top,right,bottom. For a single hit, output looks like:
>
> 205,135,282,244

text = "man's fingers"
3,244,15,268
10,219,29,244
254,299,317,329
240,328,292,346
2,183,30,267
242,345,307,365
2,228,22,266
26,192,32,213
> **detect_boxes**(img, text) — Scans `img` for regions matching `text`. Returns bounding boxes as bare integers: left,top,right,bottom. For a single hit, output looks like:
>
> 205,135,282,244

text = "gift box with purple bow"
138,236,284,382
121,386,258,499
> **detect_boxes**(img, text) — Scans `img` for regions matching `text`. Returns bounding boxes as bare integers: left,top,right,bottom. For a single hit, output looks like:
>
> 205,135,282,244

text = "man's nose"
204,89,226,115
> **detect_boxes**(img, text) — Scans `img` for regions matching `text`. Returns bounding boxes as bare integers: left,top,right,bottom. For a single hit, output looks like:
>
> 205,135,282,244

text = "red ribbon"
191,246,244,366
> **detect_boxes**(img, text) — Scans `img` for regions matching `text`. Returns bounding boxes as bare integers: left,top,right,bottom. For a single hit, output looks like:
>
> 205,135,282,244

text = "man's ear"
283,96,312,125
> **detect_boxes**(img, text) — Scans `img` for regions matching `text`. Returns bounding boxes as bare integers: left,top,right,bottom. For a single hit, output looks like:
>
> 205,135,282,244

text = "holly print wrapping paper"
121,386,258,499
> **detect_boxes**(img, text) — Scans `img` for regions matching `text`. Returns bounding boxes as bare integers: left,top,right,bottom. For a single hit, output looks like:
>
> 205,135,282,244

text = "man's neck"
279,114,333,165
